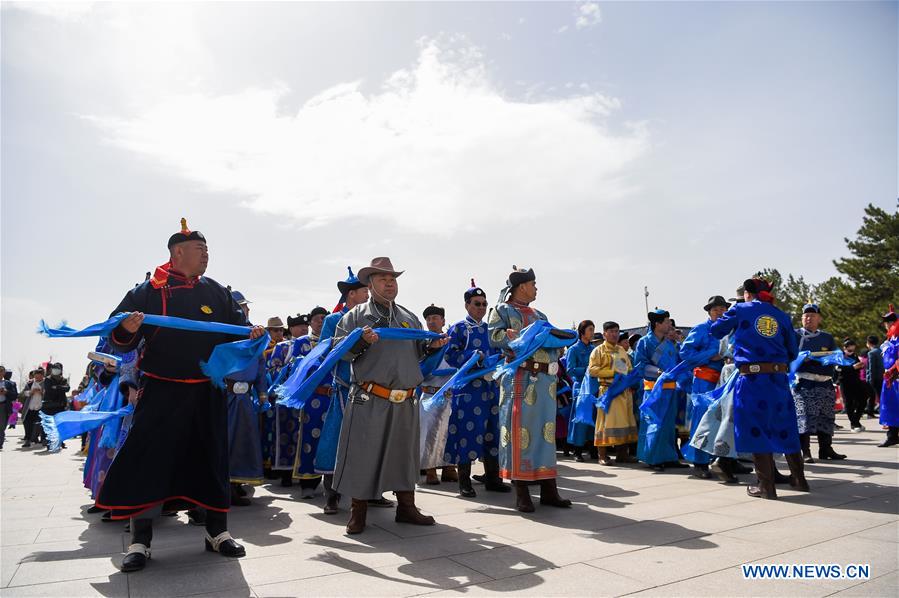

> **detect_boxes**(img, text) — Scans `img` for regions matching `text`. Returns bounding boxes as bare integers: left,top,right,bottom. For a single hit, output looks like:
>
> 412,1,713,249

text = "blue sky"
1,1,896,382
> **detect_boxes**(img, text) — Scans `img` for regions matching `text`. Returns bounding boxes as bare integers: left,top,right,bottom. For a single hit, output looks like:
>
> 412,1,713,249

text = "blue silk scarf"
494,321,577,379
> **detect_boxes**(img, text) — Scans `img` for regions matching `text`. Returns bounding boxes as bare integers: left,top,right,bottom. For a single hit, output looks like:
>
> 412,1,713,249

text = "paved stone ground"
1,415,897,597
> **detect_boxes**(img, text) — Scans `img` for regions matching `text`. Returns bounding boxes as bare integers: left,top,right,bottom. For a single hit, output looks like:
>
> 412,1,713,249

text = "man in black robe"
97,219,265,572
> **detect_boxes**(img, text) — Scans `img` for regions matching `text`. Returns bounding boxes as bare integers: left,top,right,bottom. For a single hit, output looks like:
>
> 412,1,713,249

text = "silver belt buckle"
388,389,407,403
749,364,760,374
547,362,559,376
232,381,249,394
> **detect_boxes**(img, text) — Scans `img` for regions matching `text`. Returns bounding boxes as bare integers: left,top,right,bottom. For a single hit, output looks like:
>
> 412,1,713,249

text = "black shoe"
690,465,712,479
709,460,739,484
121,544,150,572
574,451,585,463
667,461,689,468
367,496,394,508
773,469,791,485
205,532,246,557
732,461,753,475
87,505,105,514
878,436,899,448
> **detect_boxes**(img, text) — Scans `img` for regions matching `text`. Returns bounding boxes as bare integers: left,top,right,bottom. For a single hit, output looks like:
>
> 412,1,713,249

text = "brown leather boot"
515,481,535,513
539,478,572,508
346,499,368,534
424,468,440,485
747,453,777,499
784,452,810,492
394,491,435,526
598,447,613,466
440,466,458,482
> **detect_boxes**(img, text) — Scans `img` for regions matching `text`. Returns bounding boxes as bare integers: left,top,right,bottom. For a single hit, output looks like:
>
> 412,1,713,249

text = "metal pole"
643,286,650,315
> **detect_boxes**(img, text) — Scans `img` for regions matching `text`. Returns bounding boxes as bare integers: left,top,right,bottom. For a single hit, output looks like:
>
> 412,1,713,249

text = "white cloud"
576,2,602,29
555,25,569,34
4,1,95,21
89,38,648,234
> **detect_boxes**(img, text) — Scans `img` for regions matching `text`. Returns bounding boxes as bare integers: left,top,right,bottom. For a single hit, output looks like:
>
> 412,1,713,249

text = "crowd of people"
9,219,898,574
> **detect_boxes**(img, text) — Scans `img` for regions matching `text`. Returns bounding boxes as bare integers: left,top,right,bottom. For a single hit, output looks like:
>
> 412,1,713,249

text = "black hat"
703,295,731,312
882,304,897,322
167,218,206,249
802,303,821,315
464,278,486,302
423,304,445,319
337,266,366,295
648,309,670,325
509,266,536,287
309,306,329,319
602,321,620,331
286,314,310,328
618,331,630,342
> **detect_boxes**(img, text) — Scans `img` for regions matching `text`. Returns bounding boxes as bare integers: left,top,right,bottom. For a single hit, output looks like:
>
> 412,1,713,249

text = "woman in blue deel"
709,278,809,499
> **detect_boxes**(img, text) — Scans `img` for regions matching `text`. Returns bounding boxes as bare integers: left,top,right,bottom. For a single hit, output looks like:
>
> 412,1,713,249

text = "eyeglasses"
471,302,488,307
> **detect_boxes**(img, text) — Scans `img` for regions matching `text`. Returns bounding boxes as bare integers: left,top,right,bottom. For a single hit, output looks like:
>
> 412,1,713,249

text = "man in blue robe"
489,266,571,513
564,320,596,462
680,296,730,478
710,278,808,499
442,280,507,497
633,309,685,470
878,307,899,447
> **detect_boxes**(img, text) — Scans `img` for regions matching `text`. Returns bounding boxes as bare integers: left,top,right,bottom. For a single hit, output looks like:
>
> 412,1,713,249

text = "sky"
1,1,897,383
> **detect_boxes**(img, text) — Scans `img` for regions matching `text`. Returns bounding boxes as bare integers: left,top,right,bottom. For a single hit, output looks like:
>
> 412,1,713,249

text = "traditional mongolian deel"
710,299,800,454
792,327,837,435
489,304,568,481
633,330,680,466
96,263,249,518
589,341,638,447
679,318,727,465
442,316,501,465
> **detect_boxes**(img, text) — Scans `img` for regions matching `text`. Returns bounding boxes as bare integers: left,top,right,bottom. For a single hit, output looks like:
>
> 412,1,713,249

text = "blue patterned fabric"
710,300,800,453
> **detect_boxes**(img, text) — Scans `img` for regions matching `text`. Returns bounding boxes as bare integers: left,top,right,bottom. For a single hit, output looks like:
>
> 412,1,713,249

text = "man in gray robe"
332,257,449,534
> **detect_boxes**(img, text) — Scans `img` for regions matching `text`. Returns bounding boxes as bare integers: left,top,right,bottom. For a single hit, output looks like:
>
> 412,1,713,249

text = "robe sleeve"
108,285,148,353
488,306,513,351
710,306,739,339
443,322,469,368
588,345,615,379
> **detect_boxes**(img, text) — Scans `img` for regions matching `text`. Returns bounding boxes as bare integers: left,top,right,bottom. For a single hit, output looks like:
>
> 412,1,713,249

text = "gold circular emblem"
200,305,213,314
500,426,510,447
543,422,555,443
524,386,537,406
520,428,530,450
755,315,779,338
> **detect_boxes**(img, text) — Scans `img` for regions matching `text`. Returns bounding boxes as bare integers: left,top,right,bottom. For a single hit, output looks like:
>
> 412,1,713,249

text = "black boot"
732,459,753,475
539,479,572,508
878,427,899,448
458,462,476,498
122,518,153,572
515,481,535,513
747,453,777,499
773,467,791,485
800,433,814,463
322,474,340,515
784,452,810,492
482,455,511,492
817,433,846,460
230,483,250,506
710,458,739,484
573,447,585,462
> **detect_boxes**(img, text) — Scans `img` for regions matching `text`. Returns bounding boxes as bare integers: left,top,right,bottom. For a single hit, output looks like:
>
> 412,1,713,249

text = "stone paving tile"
427,562,652,597
253,557,491,597
2,419,897,597
0,575,128,597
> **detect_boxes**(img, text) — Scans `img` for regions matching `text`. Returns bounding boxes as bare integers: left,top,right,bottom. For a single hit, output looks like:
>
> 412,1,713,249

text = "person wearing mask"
22,369,45,448
837,340,867,433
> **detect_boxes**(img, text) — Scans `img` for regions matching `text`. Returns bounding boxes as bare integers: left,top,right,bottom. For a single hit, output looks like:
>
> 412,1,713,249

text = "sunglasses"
471,301,488,307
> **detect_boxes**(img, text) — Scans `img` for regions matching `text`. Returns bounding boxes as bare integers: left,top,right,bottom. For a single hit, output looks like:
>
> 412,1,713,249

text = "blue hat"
337,266,366,295
231,290,250,305
464,278,486,302
802,303,821,315
648,308,670,324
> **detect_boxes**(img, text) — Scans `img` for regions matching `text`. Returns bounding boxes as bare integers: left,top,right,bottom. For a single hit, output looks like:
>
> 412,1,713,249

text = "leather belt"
314,385,332,396
693,367,721,384
796,372,832,383
519,360,559,376
360,381,415,403
739,362,788,375
225,380,250,395
644,380,676,390
420,386,441,394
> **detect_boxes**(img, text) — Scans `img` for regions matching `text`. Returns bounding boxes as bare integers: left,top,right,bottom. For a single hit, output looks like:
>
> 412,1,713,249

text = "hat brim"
357,267,404,285
704,300,731,311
